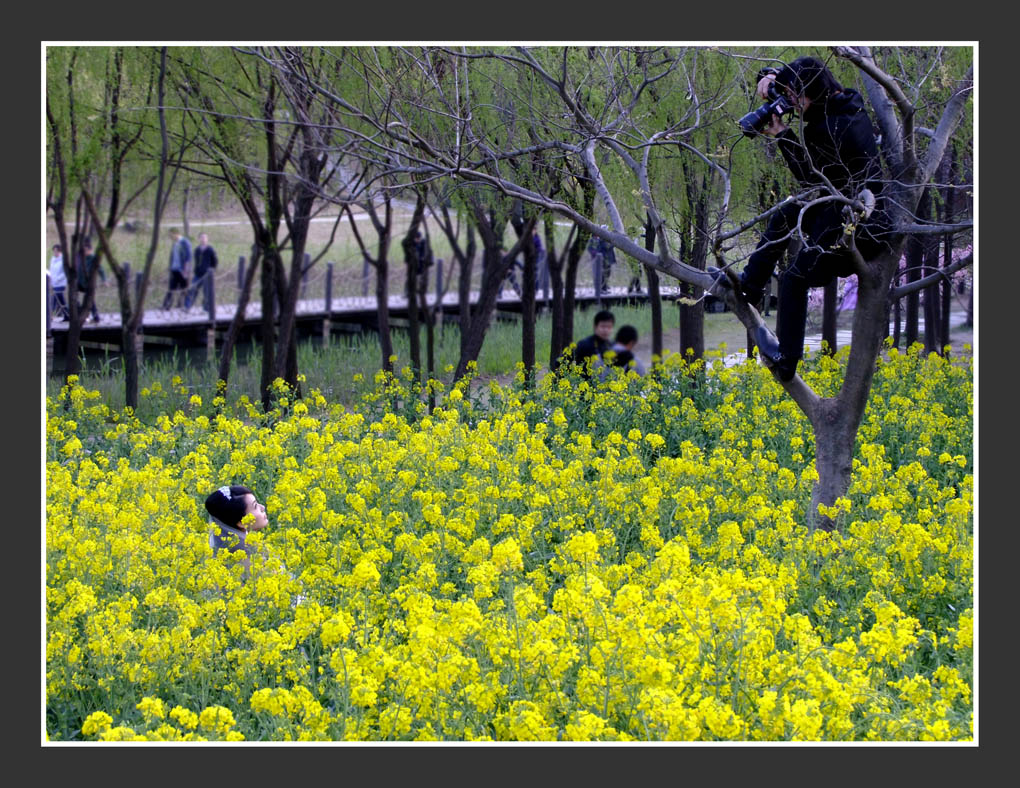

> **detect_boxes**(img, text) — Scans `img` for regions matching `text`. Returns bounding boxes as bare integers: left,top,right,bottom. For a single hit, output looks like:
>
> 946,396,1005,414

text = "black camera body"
738,81,795,137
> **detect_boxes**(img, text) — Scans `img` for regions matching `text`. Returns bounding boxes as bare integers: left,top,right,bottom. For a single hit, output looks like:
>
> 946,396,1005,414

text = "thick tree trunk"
807,250,902,530
455,245,508,380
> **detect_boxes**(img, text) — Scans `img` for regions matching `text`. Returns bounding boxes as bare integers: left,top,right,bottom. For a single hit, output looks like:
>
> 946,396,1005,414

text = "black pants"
184,269,211,310
162,270,189,309
78,287,99,321
743,200,889,363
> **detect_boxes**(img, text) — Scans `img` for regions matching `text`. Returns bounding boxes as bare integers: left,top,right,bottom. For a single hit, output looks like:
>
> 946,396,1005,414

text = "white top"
49,255,66,289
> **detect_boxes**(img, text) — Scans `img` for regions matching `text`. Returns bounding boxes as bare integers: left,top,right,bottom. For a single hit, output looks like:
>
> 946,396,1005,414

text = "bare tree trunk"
511,208,538,384
921,188,941,355
939,144,957,354
643,215,662,359
893,293,902,348
808,252,899,530
218,247,261,384
345,198,394,373
903,187,930,348
562,227,585,350
401,197,428,383
545,218,568,370
453,198,529,381
521,230,537,385
376,257,394,373
260,248,278,411
822,279,838,355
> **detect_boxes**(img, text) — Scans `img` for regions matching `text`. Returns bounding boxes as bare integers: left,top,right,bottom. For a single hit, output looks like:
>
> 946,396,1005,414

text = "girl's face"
242,494,269,531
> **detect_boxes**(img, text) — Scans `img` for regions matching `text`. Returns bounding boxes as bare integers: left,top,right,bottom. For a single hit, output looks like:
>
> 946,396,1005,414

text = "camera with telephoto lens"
738,79,795,137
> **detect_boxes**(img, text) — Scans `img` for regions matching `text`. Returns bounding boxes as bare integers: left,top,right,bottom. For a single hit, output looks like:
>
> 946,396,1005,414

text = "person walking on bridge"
184,232,218,311
161,227,192,311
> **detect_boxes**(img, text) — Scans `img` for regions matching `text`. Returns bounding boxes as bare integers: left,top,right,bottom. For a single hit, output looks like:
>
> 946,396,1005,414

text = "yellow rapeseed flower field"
45,343,973,741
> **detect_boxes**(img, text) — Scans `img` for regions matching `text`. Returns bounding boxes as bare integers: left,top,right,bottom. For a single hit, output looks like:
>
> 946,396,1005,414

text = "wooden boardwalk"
48,285,690,348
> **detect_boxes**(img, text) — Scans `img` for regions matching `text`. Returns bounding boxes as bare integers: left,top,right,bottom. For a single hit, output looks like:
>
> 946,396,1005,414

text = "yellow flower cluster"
46,343,972,741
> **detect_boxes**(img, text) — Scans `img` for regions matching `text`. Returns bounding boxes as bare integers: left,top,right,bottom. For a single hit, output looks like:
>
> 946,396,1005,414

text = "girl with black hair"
205,485,269,579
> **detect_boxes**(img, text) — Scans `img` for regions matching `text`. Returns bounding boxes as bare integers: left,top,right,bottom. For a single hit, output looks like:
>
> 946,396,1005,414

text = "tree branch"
888,252,972,300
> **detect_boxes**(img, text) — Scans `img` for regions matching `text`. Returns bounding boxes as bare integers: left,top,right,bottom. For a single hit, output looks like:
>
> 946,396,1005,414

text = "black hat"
205,485,252,529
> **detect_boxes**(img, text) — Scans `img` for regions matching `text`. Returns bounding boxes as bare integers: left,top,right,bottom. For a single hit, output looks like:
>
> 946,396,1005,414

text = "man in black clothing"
573,309,615,371
76,239,104,323
736,56,891,381
184,232,219,311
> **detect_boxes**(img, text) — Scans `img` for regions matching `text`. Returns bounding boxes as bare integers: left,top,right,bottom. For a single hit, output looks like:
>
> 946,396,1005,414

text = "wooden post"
594,255,603,308
323,261,333,341
237,255,245,291
362,258,370,298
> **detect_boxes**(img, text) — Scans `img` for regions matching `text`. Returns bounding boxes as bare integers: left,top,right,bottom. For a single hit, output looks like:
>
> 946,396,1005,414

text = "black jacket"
775,89,883,198
194,245,218,278
574,334,609,367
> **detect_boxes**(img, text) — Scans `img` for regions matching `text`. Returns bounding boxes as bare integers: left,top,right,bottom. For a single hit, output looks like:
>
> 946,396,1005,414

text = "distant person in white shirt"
49,243,68,320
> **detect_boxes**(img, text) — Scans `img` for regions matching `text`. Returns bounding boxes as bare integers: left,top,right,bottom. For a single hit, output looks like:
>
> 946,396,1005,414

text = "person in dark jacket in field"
733,56,892,381
573,309,615,372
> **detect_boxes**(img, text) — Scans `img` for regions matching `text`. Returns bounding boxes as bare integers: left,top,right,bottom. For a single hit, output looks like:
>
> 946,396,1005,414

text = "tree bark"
644,215,663,360
401,196,428,383
903,187,930,348
545,218,569,370
218,247,261,384
822,279,838,355
260,247,279,411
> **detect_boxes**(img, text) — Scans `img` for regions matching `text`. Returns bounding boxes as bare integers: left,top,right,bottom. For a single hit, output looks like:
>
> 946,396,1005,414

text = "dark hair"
615,324,638,345
594,310,615,326
205,485,255,529
775,56,843,104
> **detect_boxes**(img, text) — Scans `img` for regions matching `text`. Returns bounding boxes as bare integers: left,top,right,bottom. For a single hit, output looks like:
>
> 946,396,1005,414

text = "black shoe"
706,266,732,297
753,325,796,381
738,272,765,306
